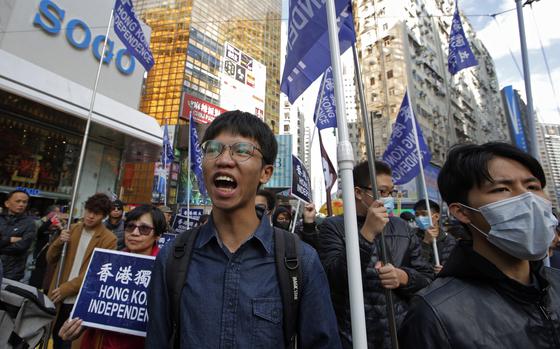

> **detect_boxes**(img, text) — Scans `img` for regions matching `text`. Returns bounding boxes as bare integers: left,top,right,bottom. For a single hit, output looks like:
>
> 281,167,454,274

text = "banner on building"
265,135,293,189
220,42,266,119
71,249,155,337
281,0,356,103
180,94,226,124
113,0,154,71
382,92,431,185
291,155,312,203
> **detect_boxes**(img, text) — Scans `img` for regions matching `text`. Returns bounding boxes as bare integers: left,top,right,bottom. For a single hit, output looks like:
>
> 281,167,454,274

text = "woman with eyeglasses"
57,205,166,349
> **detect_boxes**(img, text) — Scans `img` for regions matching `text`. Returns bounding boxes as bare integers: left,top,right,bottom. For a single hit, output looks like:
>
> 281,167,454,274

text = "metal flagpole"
55,8,115,289
353,43,399,349
515,0,539,160
406,90,440,265
187,114,192,228
325,1,368,347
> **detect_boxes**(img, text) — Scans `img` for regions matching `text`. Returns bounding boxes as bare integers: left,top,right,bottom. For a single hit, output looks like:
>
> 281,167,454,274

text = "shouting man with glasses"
146,111,341,348
317,160,433,349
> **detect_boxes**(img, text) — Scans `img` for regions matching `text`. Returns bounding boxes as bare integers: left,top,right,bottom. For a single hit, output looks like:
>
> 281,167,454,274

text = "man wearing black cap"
104,200,125,250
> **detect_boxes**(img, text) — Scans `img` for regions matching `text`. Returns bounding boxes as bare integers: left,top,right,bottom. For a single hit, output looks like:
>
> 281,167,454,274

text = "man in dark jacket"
399,142,560,348
104,199,125,250
0,190,36,281
318,161,433,348
413,199,456,273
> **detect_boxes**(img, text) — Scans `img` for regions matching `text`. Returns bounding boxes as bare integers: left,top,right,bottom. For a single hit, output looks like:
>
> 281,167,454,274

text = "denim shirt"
146,214,341,349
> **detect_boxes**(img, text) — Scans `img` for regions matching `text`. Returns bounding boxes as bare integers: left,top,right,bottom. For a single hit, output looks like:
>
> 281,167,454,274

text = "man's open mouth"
214,175,238,192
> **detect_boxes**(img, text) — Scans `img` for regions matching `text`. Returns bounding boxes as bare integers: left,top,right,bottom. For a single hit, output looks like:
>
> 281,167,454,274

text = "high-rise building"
353,0,509,166
131,0,282,205
280,98,311,169
540,124,560,207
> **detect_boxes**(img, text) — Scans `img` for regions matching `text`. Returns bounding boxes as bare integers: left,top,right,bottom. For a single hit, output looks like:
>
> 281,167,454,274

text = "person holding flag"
317,160,433,348
399,142,560,348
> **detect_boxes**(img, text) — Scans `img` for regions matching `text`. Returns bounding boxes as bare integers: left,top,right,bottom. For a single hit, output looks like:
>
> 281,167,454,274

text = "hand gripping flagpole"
407,90,440,266
352,43,399,349
325,0,368,347
55,8,114,290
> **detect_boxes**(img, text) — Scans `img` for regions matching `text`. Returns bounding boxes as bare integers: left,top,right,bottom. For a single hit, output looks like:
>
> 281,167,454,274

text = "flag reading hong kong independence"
313,67,337,130
448,1,478,75
189,114,207,197
281,0,356,103
113,0,155,71
382,92,431,185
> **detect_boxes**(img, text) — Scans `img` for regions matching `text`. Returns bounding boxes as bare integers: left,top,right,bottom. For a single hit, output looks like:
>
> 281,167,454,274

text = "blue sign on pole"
281,0,356,103
189,114,207,196
313,67,337,130
382,92,432,185
113,0,154,71
448,2,478,75
502,86,529,152
291,155,312,203
173,208,204,234
70,249,155,337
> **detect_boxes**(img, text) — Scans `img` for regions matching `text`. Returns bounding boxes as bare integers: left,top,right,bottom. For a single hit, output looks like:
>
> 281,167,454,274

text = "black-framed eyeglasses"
358,186,398,198
201,140,263,162
124,223,154,236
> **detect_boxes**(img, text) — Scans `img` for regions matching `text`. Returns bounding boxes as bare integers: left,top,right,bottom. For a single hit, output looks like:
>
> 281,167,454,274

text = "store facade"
0,0,162,216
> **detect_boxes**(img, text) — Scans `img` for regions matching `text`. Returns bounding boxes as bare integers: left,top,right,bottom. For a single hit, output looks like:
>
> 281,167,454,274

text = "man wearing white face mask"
317,160,433,348
399,142,560,348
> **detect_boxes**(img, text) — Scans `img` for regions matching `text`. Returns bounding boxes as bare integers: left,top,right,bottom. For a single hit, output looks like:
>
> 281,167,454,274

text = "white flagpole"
325,1,368,347
406,89,440,266
55,7,115,289
187,114,192,228
290,199,302,234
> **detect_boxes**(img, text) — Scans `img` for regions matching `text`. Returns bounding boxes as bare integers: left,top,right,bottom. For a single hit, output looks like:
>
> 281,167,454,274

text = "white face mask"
461,192,558,261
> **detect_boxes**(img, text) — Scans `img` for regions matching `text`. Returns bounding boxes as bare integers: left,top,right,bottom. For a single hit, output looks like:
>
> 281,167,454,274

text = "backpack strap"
274,227,302,349
166,226,201,349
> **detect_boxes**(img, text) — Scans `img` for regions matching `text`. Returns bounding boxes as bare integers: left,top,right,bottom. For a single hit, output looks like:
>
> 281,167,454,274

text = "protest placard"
173,208,204,234
70,249,155,337
291,155,312,203
157,233,177,249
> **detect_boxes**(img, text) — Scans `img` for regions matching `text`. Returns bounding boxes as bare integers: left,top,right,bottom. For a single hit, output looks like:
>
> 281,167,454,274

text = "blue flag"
189,114,207,197
113,0,155,71
448,2,478,75
161,123,174,166
281,0,356,103
382,92,432,185
313,67,337,130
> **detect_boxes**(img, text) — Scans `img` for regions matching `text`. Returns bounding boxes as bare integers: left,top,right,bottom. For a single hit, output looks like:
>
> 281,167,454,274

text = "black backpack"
166,225,302,348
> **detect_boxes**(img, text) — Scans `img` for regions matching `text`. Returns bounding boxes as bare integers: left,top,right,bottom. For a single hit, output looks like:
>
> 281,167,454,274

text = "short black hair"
256,189,276,211
413,199,440,213
201,110,278,166
438,142,546,205
353,160,392,188
84,193,112,216
125,205,166,236
400,211,415,222
6,190,29,201
45,205,60,215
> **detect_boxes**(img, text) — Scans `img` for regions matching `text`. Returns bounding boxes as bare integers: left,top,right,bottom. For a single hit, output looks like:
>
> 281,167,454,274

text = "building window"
370,77,375,86
387,70,394,79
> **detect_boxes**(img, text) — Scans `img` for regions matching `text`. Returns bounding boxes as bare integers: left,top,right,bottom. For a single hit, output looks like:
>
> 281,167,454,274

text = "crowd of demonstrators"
47,193,117,349
158,206,174,233
272,205,292,230
399,142,560,348
0,190,36,281
146,111,341,348
58,204,166,349
413,199,457,273
104,200,126,250
255,189,276,218
317,160,433,348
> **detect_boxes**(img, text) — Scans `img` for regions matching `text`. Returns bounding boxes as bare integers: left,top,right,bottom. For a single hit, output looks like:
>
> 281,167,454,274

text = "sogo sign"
33,0,136,75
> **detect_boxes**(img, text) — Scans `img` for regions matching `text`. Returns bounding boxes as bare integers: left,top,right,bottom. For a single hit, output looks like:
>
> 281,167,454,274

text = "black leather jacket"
318,215,434,348
399,240,560,348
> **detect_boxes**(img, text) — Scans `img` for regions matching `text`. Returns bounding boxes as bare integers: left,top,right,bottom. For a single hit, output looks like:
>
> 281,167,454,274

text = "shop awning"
0,49,162,147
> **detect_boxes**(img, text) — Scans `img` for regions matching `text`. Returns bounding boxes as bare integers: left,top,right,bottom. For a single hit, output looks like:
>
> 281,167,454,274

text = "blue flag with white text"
448,2,478,75
161,123,174,166
281,0,356,103
113,0,155,71
313,67,337,130
189,114,207,197
382,92,431,185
